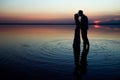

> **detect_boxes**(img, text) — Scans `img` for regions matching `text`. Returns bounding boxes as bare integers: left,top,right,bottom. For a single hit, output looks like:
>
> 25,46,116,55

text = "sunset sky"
0,0,120,23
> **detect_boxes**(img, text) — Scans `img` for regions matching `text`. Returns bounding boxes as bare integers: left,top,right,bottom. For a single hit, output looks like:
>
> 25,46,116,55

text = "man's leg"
81,30,89,51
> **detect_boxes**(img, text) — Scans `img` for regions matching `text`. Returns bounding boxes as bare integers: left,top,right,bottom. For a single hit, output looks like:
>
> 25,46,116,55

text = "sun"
94,20,102,28
94,20,101,25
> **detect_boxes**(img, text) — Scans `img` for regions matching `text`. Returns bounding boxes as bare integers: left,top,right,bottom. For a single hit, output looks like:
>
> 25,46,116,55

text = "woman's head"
74,13,79,20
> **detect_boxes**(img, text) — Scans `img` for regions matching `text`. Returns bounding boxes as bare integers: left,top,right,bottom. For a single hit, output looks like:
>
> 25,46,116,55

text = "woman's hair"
74,14,79,20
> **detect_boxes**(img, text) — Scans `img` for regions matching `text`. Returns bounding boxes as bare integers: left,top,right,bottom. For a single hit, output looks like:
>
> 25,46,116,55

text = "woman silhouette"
73,14,80,67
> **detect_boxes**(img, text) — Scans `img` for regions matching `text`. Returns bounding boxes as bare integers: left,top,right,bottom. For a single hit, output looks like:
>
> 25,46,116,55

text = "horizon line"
0,23,120,25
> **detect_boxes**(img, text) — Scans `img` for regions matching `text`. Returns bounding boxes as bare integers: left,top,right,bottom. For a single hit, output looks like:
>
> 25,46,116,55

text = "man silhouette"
78,10,89,52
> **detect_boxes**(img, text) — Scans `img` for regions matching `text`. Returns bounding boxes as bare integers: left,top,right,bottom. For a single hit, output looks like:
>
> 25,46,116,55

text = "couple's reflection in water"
73,44,89,80
73,11,90,80
73,38,89,80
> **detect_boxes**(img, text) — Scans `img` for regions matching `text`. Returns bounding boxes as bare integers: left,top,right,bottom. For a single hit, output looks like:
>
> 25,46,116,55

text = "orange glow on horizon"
94,20,101,24
0,12,72,21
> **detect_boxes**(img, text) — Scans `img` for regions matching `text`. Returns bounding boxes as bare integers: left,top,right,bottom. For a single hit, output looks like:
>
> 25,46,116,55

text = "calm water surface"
0,25,120,80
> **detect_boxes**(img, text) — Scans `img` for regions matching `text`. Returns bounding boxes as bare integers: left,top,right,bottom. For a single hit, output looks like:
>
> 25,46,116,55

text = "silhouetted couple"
73,10,90,77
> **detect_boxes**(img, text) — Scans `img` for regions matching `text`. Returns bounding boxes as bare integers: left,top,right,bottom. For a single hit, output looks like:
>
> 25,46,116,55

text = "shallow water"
0,25,120,80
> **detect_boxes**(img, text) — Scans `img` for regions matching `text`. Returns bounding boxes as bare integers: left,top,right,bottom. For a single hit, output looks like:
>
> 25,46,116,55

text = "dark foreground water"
0,25,120,80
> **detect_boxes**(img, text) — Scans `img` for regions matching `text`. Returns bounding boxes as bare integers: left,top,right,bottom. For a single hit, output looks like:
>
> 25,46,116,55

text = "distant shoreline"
0,23,120,25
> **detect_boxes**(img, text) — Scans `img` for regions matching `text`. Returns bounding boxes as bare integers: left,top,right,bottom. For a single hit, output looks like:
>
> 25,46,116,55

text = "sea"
0,25,120,80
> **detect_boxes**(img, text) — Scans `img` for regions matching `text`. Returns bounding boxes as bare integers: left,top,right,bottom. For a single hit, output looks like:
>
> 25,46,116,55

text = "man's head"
78,10,83,16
